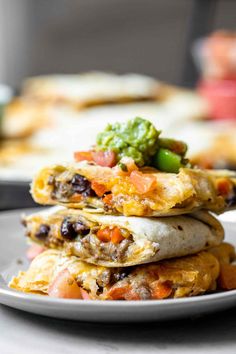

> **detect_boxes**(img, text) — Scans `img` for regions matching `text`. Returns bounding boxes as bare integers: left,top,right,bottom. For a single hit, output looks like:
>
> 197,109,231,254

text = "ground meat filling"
59,219,133,263
71,233,132,263
111,268,132,283
60,221,133,263
50,173,96,201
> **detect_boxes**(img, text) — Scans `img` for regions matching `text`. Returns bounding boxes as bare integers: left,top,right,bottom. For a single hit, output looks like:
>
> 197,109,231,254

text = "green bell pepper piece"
153,148,183,173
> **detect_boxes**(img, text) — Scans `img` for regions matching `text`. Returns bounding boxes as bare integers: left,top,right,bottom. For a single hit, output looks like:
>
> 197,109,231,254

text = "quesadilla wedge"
22,207,224,267
9,243,235,300
31,161,236,217
22,72,162,109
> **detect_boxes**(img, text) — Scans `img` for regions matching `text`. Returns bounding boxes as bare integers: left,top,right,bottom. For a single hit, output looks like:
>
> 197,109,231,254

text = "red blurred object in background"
194,31,236,120
198,79,236,120
200,31,236,80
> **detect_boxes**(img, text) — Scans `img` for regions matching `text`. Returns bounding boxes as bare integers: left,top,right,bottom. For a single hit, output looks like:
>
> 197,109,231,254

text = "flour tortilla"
30,161,236,217
23,207,224,267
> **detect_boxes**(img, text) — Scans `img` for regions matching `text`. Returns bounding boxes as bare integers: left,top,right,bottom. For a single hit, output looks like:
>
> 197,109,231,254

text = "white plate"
0,208,236,323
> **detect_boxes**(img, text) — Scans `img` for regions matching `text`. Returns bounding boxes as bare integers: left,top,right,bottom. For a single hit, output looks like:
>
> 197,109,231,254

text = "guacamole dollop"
96,117,160,167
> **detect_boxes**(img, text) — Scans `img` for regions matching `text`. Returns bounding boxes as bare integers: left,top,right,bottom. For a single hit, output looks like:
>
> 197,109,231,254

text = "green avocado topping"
96,117,189,172
96,117,160,167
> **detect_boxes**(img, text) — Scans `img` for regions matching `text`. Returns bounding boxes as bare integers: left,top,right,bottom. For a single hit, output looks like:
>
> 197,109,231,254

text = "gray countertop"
1,304,236,354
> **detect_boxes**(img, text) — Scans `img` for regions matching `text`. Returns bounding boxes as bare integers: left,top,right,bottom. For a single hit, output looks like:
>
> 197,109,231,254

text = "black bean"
82,186,96,197
60,218,77,240
35,224,50,240
71,174,90,193
71,174,96,197
73,221,90,236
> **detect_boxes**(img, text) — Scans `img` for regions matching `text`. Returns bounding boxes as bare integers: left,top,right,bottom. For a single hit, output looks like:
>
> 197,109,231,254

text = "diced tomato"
70,193,82,202
107,286,130,300
110,227,124,244
96,227,112,242
96,226,124,243
218,263,236,290
74,150,116,167
151,281,172,299
130,170,157,194
91,180,108,197
217,178,232,196
103,193,113,206
74,151,93,162
26,244,45,261
107,285,140,300
92,151,117,167
48,269,83,299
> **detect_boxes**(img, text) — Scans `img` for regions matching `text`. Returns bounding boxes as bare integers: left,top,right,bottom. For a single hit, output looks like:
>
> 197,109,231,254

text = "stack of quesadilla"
10,118,236,300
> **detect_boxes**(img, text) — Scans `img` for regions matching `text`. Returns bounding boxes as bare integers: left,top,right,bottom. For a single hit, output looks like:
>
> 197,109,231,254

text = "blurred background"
0,0,236,210
0,0,236,88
